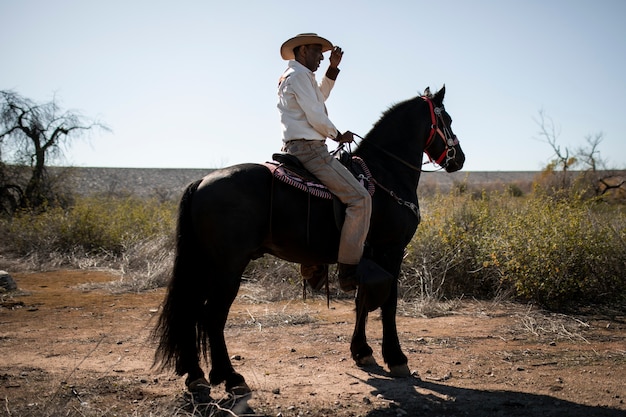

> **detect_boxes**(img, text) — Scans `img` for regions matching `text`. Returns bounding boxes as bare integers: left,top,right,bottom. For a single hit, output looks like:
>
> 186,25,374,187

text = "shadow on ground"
356,365,622,417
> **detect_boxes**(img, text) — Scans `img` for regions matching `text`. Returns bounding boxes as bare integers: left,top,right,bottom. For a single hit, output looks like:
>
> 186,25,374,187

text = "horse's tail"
153,179,208,375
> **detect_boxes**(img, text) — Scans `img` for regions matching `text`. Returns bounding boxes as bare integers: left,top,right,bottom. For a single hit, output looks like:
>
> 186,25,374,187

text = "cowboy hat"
280,33,333,60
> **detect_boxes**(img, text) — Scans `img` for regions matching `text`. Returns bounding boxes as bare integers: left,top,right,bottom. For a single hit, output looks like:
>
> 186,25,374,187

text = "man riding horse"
277,33,371,292
154,32,465,402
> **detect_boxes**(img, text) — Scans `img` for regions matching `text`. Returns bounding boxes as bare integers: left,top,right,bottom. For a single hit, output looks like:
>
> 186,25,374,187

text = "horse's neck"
378,161,422,198
357,140,423,199
357,101,428,197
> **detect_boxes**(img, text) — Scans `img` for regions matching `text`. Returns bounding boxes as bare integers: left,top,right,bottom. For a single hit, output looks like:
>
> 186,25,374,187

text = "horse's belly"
264,191,340,264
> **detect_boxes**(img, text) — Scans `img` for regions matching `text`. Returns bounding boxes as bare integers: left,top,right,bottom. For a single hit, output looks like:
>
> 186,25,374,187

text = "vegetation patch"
1,183,625,311
404,190,626,310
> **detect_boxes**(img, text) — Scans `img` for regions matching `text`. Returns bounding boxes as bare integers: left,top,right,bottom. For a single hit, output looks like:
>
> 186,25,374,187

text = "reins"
352,133,425,173
355,133,443,173
340,138,421,220
366,175,420,220
339,96,459,219
351,96,457,174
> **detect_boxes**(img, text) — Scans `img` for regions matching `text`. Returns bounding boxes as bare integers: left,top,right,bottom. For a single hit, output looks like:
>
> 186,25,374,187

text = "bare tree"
576,133,626,198
534,109,577,189
0,90,108,212
534,110,625,199
576,133,605,172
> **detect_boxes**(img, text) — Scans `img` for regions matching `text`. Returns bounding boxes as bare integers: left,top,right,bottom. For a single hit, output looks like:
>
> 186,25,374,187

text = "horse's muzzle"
445,147,465,172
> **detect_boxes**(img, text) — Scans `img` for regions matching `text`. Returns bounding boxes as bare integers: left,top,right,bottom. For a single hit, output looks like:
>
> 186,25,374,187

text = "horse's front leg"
350,291,375,366
381,281,410,377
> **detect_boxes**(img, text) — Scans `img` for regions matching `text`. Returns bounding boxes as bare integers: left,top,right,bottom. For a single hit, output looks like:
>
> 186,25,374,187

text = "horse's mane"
367,88,432,137
366,96,420,139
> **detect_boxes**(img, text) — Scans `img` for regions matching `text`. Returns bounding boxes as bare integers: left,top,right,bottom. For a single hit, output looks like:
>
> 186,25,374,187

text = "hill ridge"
50,166,539,198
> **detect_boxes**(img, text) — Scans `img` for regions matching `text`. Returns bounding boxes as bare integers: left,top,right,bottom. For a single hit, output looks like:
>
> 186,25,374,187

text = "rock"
0,271,17,291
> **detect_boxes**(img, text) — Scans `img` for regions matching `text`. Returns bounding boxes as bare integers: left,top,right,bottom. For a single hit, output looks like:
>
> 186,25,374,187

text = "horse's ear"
433,84,446,105
423,86,431,97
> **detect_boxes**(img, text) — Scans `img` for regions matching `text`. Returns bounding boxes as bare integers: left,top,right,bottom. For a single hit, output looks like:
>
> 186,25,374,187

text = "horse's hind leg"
204,270,250,395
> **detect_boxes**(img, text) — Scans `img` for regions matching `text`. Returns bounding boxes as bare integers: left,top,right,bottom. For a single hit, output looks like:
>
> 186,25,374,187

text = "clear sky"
2,0,625,171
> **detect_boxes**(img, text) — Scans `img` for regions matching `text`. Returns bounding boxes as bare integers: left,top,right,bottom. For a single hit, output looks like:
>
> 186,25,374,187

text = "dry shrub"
2,188,625,311
404,190,626,310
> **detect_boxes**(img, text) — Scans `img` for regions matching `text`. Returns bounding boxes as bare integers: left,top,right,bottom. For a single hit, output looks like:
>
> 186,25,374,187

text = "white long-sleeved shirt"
277,60,339,142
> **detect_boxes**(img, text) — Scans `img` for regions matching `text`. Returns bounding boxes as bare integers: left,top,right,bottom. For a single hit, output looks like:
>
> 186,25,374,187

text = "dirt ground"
0,270,624,417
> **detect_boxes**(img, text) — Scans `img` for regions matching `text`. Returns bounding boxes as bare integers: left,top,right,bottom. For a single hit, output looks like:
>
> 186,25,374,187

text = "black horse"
154,85,465,397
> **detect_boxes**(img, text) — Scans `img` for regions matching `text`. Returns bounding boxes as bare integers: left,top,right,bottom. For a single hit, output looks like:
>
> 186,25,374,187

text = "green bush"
4,196,176,256
2,190,625,309
406,191,626,309
486,194,626,308
404,191,498,300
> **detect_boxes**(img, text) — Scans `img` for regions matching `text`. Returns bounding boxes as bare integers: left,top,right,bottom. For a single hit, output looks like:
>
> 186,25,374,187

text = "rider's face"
300,44,324,72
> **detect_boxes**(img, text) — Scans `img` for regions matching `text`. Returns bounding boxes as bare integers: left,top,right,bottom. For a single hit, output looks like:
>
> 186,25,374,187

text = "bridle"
422,96,460,170
352,96,459,173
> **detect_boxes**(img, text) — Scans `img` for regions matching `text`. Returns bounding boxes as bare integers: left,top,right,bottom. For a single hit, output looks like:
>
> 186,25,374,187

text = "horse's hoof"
188,377,211,392
389,364,411,378
355,355,377,367
187,377,212,403
228,382,252,398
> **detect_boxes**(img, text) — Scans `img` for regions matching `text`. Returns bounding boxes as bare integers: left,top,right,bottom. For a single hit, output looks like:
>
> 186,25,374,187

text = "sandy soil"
0,270,624,416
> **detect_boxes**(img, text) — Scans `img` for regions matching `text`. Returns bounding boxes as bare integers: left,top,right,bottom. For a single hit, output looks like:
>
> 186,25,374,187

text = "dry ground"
1,270,624,416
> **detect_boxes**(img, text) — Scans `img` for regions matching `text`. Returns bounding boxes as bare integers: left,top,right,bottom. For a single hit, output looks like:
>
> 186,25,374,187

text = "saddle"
266,151,375,201
265,150,376,296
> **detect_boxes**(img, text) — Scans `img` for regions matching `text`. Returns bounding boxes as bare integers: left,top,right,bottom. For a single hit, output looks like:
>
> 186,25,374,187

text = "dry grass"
236,305,318,330
515,305,592,343
397,298,464,318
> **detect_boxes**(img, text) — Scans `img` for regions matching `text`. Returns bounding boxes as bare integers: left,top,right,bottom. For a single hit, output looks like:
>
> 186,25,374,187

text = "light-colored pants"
282,139,372,265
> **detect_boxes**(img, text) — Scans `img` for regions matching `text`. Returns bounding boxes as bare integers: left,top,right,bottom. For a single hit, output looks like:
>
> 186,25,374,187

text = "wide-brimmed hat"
280,33,333,60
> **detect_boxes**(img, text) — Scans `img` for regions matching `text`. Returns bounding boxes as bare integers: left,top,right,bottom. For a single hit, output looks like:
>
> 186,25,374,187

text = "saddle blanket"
264,156,375,200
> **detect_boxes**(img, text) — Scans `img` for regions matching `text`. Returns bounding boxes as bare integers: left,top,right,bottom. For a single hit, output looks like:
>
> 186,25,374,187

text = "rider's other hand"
337,131,354,143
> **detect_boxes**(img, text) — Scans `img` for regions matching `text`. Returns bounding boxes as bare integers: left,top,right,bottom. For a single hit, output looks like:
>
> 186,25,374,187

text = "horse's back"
190,162,339,265
194,163,272,216
189,164,273,255
197,163,272,191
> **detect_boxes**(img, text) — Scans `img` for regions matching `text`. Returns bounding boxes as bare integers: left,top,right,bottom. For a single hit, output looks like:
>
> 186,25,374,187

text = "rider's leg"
283,140,371,290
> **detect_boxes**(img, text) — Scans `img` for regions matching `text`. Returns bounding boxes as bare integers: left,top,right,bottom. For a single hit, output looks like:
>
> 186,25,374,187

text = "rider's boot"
337,263,358,292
